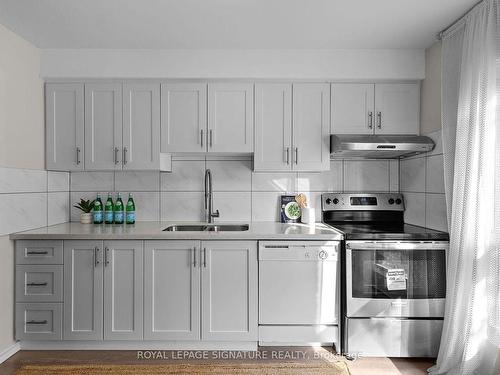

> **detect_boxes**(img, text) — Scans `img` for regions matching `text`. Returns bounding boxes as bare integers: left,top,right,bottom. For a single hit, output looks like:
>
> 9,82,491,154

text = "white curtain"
432,0,500,374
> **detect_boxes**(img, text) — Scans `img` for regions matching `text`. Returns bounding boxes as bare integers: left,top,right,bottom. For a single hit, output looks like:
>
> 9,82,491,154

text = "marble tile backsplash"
70,156,400,222
400,129,448,232
0,168,70,236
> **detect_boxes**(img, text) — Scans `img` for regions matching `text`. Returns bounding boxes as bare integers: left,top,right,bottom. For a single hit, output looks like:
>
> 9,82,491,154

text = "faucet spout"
204,169,220,223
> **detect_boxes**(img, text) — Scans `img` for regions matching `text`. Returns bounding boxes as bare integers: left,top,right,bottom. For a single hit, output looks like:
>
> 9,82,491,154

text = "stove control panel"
322,193,405,211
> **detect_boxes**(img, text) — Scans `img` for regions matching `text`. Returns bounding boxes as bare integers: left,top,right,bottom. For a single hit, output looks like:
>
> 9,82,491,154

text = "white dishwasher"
258,241,340,346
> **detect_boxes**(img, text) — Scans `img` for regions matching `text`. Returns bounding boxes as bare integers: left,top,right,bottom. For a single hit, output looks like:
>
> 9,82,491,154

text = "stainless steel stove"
322,193,449,358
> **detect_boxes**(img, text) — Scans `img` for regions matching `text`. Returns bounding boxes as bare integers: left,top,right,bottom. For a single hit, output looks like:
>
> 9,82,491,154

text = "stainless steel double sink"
164,224,249,232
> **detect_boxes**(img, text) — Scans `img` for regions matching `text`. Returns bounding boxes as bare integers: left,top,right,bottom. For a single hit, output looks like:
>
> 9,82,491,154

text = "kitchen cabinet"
161,83,207,153
45,83,84,171
144,240,257,342
331,82,420,135
201,241,258,341
103,240,143,340
122,83,160,170
254,83,330,172
208,83,253,152
84,83,123,170
64,240,143,340
144,240,200,340
63,240,103,340
254,83,292,171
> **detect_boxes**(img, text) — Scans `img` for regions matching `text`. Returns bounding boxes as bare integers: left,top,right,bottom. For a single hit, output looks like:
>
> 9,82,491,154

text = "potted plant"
74,198,96,224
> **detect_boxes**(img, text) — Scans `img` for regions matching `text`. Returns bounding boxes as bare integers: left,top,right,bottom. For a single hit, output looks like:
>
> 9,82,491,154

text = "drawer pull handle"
26,320,48,325
27,251,48,255
26,282,48,287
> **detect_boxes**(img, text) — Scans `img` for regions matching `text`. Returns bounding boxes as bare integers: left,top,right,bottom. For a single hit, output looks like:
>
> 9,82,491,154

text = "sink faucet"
204,169,220,223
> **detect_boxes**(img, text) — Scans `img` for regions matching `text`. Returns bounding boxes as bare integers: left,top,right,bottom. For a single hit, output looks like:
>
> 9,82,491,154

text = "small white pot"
80,212,93,224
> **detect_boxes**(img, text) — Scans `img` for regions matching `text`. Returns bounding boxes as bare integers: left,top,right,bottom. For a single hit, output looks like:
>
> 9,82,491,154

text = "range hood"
330,134,435,159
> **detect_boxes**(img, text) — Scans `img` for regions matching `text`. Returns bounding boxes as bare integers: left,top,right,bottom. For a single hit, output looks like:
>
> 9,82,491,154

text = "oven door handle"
346,242,449,251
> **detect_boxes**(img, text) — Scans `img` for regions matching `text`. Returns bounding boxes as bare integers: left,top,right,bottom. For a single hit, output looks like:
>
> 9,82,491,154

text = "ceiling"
0,0,478,49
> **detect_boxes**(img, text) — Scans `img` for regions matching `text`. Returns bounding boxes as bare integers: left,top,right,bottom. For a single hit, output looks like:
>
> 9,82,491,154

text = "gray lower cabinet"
64,240,143,340
201,241,258,341
144,240,257,342
16,303,63,340
63,240,104,340
144,241,200,340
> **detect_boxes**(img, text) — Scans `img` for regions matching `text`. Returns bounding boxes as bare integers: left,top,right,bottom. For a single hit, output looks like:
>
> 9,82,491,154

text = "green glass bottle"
113,193,124,224
93,193,103,224
126,193,136,224
104,193,114,224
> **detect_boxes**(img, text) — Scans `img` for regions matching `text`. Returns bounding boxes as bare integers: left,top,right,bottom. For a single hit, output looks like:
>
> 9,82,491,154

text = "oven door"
346,241,447,318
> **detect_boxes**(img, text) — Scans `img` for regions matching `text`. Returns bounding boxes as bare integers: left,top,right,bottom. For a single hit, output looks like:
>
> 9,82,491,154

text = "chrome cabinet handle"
200,129,204,148
94,246,100,267
114,147,120,164
76,147,81,165
26,320,47,325
368,111,373,129
284,147,290,165
193,248,197,268
104,247,109,267
295,147,298,164
203,248,207,268
209,130,213,148
377,112,382,129
26,282,48,287
27,250,48,255
123,147,128,165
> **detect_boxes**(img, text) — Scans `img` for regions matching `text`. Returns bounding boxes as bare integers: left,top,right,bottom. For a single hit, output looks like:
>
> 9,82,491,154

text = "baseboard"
0,342,20,364
20,341,258,351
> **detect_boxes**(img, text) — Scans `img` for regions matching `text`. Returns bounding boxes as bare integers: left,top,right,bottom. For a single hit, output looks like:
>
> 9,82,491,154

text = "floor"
0,348,434,375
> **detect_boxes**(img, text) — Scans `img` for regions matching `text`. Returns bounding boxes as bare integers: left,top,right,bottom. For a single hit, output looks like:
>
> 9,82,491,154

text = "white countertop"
9,221,343,241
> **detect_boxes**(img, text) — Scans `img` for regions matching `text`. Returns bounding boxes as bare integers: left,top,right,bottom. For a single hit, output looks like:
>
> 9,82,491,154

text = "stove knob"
388,198,395,205
395,198,402,205
325,198,332,205
332,198,339,204
318,250,328,260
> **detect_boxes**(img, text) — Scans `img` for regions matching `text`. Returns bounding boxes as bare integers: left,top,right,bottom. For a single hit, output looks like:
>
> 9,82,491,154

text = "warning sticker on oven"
386,269,407,291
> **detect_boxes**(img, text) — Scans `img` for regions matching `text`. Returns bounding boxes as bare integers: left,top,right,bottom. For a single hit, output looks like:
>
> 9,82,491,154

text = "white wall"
0,23,44,170
0,23,45,358
40,49,425,80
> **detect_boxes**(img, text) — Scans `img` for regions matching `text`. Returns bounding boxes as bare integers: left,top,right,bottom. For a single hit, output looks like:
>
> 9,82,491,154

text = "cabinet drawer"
16,240,63,264
16,303,62,340
16,265,63,302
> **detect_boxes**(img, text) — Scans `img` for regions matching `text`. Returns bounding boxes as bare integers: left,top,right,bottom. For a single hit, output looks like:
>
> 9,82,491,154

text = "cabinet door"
254,84,292,171
45,83,84,171
201,241,257,341
85,83,123,170
123,83,160,170
292,83,330,171
144,241,200,340
331,83,375,134
103,241,143,340
375,83,420,135
161,83,207,153
63,240,103,340
208,83,253,153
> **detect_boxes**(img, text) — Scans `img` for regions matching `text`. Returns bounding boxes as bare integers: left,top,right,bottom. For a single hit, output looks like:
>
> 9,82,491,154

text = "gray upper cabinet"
201,241,257,341
161,83,207,153
208,83,254,153
63,240,103,340
84,83,123,170
103,240,143,340
144,240,200,341
122,83,160,170
254,83,292,171
331,82,420,135
292,83,330,172
45,83,84,171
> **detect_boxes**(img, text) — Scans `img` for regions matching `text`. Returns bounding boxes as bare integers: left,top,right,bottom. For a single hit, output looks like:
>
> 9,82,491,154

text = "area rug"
15,362,350,374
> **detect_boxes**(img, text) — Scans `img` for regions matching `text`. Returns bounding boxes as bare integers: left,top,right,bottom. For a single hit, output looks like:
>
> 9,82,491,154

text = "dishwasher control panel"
259,241,339,261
